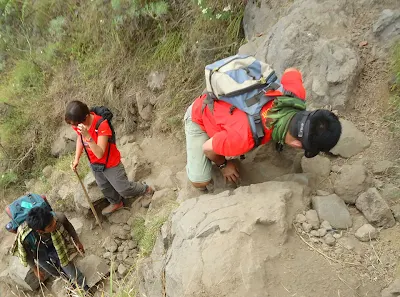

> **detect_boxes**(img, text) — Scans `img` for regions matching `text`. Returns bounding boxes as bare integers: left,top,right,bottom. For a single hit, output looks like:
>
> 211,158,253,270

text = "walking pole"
74,170,103,230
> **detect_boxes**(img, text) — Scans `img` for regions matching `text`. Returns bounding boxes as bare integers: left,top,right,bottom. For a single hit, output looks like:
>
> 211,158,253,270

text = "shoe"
144,184,155,197
101,201,124,215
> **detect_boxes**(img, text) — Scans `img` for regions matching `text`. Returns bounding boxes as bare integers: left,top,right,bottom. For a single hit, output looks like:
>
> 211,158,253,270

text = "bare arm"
87,135,108,159
202,137,240,183
56,213,80,244
202,138,226,166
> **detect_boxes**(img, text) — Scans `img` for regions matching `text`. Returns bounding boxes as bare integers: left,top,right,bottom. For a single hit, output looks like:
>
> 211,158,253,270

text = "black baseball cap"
289,109,342,158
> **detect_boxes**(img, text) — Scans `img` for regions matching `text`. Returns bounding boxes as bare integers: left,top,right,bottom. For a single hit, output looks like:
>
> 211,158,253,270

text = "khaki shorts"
184,105,212,183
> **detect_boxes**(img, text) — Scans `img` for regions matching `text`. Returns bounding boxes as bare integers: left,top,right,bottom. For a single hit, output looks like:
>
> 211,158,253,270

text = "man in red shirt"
185,69,341,189
65,101,154,215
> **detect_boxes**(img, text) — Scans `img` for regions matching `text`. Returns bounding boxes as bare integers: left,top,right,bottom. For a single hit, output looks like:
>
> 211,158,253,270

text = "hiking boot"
144,184,155,197
101,201,124,215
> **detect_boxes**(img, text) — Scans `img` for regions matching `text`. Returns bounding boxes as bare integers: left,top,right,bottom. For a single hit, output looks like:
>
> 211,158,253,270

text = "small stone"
123,225,131,231
324,234,336,246
296,214,307,223
320,221,332,230
117,254,123,261
310,230,320,237
318,228,327,237
103,252,111,259
310,238,320,244
333,233,342,239
335,248,344,254
321,243,330,252
105,240,118,253
355,224,378,242
122,251,129,260
127,217,135,226
316,190,331,196
331,165,341,173
305,210,320,229
124,257,136,266
128,241,137,249
312,194,352,229
337,236,364,255
302,222,312,233
356,188,395,228
118,246,124,252
118,264,128,276
358,41,368,47
124,246,131,253
373,179,384,189
108,209,132,225
334,164,370,204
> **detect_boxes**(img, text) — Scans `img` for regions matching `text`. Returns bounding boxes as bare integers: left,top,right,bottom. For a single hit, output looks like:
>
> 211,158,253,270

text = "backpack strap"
201,93,217,114
80,118,112,166
249,114,264,148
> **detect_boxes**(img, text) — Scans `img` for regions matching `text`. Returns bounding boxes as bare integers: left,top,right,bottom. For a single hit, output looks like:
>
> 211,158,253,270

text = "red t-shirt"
191,70,306,156
72,113,121,168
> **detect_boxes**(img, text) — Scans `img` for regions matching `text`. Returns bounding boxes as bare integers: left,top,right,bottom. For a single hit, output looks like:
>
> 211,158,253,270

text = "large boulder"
242,0,360,109
51,125,77,157
139,181,310,297
1,257,44,291
119,142,151,181
75,254,110,288
330,119,370,158
74,171,103,212
334,164,370,204
373,9,400,47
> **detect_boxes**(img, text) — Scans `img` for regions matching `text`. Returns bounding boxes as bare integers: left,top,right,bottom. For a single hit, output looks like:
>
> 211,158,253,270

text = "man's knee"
191,180,211,189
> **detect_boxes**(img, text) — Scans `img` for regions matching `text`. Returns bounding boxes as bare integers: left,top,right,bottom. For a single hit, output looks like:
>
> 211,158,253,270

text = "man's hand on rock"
221,160,240,184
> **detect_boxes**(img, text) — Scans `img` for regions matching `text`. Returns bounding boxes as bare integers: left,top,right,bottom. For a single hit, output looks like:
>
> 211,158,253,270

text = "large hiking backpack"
5,193,53,233
204,54,286,148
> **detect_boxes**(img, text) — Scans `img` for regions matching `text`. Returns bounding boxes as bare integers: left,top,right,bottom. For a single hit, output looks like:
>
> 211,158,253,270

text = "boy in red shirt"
65,101,154,215
185,69,341,188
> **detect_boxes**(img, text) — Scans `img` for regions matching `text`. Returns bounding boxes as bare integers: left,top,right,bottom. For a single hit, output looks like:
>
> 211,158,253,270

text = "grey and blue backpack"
203,54,291,148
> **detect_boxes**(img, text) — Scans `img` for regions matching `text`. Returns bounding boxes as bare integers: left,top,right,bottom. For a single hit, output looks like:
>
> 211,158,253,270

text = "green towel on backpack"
267,96,307,145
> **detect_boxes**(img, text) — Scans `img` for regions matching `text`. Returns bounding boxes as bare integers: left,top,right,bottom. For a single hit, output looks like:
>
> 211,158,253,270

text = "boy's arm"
56,213,81,245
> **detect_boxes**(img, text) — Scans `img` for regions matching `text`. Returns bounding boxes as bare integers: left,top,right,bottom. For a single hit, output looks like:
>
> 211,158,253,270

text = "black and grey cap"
289,109,342,158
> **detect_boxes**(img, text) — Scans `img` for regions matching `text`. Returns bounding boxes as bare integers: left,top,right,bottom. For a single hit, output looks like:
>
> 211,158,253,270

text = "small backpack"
5,193,53,233
90,106,116,144
203,54,287,148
